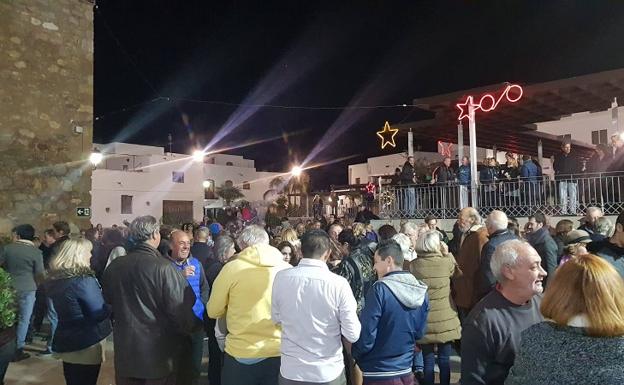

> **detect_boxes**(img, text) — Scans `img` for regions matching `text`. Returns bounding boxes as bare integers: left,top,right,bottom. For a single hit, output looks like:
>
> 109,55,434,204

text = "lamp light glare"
89,151,103,166
202,180,211,188
291,166,303,177
192,150,205,162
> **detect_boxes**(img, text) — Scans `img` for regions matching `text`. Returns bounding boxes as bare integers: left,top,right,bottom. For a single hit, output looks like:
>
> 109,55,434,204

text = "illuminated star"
365,182,375,194
456,96,473,121
376,121,399,149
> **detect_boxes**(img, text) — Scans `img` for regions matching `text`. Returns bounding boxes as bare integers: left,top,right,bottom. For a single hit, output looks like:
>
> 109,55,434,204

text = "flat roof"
395,68,624,157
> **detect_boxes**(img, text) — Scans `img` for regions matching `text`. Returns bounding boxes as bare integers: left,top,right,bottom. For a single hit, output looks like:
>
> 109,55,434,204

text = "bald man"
477,210,518,300
168,230,210,385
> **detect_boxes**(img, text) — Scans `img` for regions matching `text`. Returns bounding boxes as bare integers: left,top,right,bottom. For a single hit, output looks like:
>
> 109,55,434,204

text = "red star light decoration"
365,182,376,194
376,121,399,149
456,84,523,121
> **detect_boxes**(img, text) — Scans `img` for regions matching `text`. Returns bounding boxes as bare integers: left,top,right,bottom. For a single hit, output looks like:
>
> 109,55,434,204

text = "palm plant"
216,183,245,206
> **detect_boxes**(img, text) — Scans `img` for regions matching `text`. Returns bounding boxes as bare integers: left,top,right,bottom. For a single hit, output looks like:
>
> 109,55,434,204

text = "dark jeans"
206,318,223,385
63,362,101,385
116,373,177,385
0,339,15,385
222,353,280,385
421,343,453,385
178,330,205,385
362,373,413,385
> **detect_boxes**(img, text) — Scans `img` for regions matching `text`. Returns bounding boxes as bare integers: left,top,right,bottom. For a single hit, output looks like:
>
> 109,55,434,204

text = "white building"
91,143,283,227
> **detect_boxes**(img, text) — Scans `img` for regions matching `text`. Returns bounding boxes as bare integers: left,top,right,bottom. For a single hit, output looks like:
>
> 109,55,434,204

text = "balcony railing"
379,172,624,219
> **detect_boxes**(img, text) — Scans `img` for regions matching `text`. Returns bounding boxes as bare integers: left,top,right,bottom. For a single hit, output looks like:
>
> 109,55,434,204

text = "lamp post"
456,84,523,209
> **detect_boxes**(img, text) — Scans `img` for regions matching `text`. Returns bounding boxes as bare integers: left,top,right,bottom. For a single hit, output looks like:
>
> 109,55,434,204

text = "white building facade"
91,143,283,226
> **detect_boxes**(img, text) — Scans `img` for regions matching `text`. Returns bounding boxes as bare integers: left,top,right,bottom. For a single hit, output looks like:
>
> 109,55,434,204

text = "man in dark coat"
478,210,517,300
553,141,582,214
401,156,417,214
103,216,197,385
525,212,558,288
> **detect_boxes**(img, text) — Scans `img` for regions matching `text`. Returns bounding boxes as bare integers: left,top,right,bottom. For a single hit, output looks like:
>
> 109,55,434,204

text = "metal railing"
379,172,624,219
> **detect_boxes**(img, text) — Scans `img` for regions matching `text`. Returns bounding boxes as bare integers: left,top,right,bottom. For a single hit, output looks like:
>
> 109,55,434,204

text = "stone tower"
0,0,94,236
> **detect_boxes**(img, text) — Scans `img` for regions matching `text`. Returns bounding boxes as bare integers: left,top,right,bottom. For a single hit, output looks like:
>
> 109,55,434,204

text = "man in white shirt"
272,229,361,385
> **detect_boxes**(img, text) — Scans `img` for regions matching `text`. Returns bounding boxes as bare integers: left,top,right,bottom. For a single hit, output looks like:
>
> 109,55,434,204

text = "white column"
468,97,479,209
408,129,414,157
537,140,543,165
457,122,464,161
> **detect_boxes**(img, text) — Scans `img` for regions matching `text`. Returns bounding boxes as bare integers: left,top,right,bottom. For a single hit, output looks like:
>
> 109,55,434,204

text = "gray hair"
487,210,508,232
214,235,235,261
461,207,482,225
195,227,210,241
414,230,442,254
392,233,412,257
586,206,603,216
490,239,532,282
596,217,614,237
401,221,419,234
130,215,160,243
237,225,269,249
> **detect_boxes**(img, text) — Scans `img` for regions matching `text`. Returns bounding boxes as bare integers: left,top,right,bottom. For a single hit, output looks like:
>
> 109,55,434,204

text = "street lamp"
291,165,302,177
192,150,205,162
202,180,211,188
89,149,103,166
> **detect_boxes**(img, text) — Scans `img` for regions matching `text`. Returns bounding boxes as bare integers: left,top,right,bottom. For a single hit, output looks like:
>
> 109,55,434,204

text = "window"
355,177,361,184
591,129,608,145
242,181,250,190
172,171,185,183
558,134,572,142
204,179,215,199
224,180,233,188
122,165,128,171
121,195,133,214
226,161,233,166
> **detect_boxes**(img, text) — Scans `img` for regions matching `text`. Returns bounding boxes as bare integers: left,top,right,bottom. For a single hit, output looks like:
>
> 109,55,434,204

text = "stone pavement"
5,337,460,384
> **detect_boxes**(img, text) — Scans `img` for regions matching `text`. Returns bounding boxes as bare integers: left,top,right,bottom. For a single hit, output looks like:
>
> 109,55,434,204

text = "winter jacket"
45,268,112,353
458,165,471,186
207,243,291,358
453,226,489,310
590,240,624,278
506,322,624,385
478,229,518,300
553,151,582,180
334,240,377,314
169,256,210,321
352,271,429,380
409,252,461,344
102,243,197,379
480,166,498,185
190,241,214,271
400,161,416,185
519,160,539,181
433,166,456,184
526,228,558,287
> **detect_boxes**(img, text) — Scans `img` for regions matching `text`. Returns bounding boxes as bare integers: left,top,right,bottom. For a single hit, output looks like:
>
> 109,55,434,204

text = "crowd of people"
0,203,623,385
392,139,624,214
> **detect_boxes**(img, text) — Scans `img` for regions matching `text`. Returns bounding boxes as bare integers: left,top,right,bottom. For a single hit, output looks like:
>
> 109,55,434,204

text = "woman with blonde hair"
410,230,462,385
506,254,624,384
280,227,302,262
44,237,112,385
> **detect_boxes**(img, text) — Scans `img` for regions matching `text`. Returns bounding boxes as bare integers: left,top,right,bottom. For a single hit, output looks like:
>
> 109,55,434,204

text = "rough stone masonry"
0,0,94,236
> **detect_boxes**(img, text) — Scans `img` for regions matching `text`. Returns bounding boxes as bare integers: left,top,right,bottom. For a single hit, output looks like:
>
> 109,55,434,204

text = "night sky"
94,1,624,190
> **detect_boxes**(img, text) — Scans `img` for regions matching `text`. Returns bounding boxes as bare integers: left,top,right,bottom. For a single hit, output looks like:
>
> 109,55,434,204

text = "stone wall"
0,0,94,236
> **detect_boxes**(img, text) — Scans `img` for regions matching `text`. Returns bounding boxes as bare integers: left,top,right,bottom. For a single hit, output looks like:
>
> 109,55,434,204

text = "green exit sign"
76,207,91,217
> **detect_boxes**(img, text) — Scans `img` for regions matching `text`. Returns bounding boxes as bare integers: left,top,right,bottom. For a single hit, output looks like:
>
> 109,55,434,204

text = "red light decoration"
438,141,454,157
365,182,376,194
457,84,523,121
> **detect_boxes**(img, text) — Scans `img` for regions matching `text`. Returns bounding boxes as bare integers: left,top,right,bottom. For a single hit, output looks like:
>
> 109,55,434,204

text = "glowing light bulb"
192,150,205,162
291,166,302,177
89,150,103,166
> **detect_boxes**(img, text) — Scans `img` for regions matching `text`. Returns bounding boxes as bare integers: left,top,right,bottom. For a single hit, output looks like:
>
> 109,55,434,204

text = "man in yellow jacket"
207,225,291,385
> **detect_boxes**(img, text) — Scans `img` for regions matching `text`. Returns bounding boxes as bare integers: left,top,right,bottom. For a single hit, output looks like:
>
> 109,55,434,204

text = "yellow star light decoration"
376,121,399,149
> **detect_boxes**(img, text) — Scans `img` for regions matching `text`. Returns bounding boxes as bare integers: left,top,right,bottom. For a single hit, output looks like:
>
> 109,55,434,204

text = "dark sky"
94,0,624,190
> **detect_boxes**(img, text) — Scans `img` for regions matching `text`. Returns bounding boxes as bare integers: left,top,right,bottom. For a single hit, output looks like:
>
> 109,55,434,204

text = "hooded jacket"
526,227,558,287
409,251,461,344
352,271,429,380
44,267,112,353
207,243,291,358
